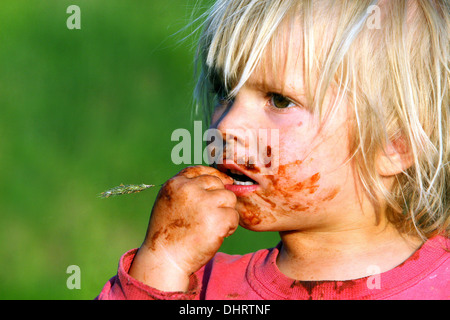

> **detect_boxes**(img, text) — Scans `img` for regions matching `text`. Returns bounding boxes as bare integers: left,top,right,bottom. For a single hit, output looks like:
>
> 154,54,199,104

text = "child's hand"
129,166,238,292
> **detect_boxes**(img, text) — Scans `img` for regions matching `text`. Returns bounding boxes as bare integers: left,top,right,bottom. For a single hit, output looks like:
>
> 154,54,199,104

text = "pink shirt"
97,235,449,300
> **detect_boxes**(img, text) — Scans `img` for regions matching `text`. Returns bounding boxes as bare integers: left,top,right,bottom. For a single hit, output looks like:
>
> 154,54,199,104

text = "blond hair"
193,0,450,240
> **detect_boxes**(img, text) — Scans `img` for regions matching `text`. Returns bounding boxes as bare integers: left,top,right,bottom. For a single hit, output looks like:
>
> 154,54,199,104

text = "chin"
237,216,281,232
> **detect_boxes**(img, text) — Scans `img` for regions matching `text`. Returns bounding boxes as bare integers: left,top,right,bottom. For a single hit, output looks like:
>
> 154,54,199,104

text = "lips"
216,162,260,196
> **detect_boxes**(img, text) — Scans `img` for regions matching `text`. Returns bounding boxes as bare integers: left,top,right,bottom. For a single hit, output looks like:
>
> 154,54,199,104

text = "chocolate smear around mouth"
237,157,261,173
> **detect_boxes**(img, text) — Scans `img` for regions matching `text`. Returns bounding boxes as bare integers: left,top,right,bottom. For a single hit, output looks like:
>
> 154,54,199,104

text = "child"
97,0,449,300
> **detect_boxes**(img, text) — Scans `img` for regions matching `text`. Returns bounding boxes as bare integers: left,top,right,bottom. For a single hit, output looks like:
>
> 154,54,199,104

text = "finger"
178,166,233,186
206,189,237,208
194,175,227,191
217,207,240,238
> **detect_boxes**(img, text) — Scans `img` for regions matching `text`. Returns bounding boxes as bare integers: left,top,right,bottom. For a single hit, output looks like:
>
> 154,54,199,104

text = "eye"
270,93,296,109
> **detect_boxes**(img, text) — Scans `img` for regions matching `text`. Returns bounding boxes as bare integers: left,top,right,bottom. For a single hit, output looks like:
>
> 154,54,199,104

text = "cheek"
235,122,348,228
236,161,342,229
263,162,324,213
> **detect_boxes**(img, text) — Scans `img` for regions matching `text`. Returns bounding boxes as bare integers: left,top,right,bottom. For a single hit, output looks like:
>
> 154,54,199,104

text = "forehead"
250,21,305,94
204,1,303,94
222,15,307,99
202,0,344,118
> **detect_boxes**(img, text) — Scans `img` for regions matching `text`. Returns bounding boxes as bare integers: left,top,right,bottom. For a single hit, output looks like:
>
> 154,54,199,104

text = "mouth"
216,163,260,196
226,168,258,186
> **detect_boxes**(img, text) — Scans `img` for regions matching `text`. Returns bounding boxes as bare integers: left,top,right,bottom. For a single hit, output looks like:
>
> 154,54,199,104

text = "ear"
376,136,414,177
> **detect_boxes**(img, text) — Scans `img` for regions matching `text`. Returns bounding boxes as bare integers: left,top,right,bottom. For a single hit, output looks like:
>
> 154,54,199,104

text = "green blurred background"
0,0,279,299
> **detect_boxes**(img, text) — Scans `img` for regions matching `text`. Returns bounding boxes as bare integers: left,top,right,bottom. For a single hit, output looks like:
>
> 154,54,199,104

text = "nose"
211,93,261,166
213,92,256,134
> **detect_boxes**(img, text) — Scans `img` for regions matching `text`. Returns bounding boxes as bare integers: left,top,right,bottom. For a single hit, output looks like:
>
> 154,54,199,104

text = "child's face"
212,35,370,233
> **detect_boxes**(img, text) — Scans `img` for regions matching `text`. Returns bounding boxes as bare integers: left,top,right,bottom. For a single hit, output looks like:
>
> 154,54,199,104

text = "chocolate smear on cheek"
265,161,342,213
322,187,340,202
265,161,321,212
235,158,343,226
236,161,324,225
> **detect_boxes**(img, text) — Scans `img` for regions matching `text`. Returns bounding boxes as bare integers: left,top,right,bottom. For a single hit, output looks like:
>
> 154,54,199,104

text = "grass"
0,0,279,299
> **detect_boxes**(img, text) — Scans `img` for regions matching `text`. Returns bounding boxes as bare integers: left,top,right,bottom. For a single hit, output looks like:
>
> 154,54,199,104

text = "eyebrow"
246,77,307,99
